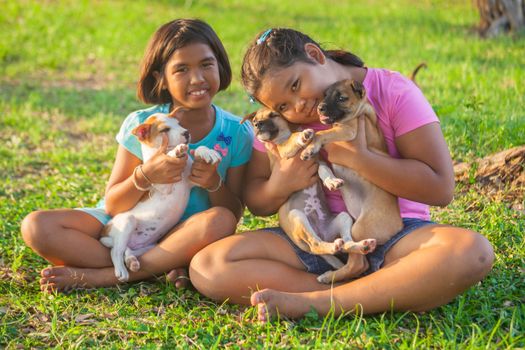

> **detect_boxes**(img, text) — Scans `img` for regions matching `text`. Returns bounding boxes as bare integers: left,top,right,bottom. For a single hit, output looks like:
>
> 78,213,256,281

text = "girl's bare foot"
39,266,118,293
166,267,191,289
250,288,318,322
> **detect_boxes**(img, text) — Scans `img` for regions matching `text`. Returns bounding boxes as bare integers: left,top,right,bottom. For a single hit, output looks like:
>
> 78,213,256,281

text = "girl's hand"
189,150,221,190
266,142,319,193
142,134,188,184
324,116,370,169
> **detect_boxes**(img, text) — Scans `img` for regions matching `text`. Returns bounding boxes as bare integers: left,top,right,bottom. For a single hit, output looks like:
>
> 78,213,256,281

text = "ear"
132,123,152,141
240,111,257,124
153,70,166,91
304,43,326,64
350,80,365,99
168,106,185,118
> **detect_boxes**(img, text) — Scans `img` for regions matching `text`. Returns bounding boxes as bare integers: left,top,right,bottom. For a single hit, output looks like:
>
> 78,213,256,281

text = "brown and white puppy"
301,79,403,272
100,108,221,282
243,108,377,283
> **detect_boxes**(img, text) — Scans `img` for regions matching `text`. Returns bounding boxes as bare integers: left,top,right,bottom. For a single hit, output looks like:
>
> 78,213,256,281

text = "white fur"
100,113,221,282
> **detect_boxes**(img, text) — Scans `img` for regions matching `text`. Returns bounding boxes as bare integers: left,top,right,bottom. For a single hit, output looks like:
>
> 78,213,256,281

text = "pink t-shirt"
253,67,439,220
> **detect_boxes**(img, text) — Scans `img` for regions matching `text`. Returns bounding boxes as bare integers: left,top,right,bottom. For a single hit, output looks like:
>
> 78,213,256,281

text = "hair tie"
256,29,272,45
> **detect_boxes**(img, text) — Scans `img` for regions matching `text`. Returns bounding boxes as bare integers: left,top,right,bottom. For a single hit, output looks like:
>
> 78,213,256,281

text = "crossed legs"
21,207,237,292
190,225,494,321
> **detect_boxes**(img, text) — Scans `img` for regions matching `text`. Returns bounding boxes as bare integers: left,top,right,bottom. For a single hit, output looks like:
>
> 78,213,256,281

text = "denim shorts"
264,217,435,276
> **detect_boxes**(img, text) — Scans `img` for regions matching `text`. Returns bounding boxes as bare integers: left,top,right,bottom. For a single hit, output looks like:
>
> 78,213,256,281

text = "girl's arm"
188,158,245,220
243,147,319,216
325,118,455,206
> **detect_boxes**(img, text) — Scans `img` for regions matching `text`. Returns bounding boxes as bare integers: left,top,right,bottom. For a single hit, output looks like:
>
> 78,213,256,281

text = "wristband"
206,175,223,193
132,165,151,192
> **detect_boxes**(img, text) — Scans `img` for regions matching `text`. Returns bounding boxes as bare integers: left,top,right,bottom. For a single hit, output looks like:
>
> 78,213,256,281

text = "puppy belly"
286,183,335,242
125,186,190,250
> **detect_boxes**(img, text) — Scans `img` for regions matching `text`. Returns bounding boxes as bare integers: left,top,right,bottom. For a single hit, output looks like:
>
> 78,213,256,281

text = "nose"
183,130,190,139
190,68,204,84
295,98,306,113
318,103,326,114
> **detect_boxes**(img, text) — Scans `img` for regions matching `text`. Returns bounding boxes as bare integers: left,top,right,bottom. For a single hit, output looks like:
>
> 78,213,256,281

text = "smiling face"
160,43,221,111
255,45,339,125
132,112,190,150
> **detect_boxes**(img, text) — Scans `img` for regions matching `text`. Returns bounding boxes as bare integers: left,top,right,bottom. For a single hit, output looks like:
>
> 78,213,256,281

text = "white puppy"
100,109,221,282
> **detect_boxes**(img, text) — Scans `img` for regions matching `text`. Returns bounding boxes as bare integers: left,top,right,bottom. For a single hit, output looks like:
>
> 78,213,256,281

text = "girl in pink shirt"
189,28,494,321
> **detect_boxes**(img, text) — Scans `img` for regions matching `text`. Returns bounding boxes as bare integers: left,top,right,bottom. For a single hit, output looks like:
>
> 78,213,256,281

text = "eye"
160,127,171,133
291,79,299,92
174,66,187,74
337,95,348,102
278,104,287,112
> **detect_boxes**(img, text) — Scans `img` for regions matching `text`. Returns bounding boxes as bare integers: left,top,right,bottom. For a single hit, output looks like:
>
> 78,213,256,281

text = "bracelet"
132,165,151,192
137,165,153,185
206,175,223,193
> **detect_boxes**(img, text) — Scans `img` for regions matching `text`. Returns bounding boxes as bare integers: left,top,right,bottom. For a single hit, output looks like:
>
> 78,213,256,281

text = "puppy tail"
409,62,427,84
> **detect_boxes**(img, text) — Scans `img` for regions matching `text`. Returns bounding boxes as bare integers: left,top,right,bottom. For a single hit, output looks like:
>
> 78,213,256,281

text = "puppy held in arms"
100,108,221,282
301,79,403,281
242,108,377,284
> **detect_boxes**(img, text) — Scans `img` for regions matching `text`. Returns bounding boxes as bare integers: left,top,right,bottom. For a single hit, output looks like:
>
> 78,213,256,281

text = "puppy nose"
318,103,326,114
183,131,190,139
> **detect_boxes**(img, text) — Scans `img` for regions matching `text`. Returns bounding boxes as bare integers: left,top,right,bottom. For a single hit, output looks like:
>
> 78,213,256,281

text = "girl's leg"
189,230,336,304
21,209,108,267
250,225,494,321
190,225,494,320
22,207,236,292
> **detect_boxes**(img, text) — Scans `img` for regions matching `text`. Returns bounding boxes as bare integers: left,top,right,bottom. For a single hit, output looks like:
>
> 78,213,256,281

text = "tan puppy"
301,79,403,252
243,108,377,283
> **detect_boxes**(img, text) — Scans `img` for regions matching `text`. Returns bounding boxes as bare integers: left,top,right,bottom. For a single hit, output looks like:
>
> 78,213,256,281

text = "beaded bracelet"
132,165,151,192
206,176,223,193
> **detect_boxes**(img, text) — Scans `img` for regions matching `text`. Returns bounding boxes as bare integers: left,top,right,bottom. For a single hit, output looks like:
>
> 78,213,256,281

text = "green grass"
1,0,524,348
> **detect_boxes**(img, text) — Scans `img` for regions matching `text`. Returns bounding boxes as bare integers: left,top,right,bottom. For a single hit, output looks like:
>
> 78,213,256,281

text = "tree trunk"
454,145,525,206
476,0,525,37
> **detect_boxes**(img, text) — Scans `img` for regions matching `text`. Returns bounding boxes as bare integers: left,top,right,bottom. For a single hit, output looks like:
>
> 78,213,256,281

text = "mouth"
307,100,318,118
255,132,272,142
188,88,209,97
318,114,332,124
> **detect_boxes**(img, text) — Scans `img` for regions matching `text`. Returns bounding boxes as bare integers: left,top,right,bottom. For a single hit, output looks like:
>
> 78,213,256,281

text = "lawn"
1,0,524,348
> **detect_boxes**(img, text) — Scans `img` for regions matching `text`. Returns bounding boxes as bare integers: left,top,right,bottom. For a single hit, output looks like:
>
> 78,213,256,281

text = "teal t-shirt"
83,103,253,223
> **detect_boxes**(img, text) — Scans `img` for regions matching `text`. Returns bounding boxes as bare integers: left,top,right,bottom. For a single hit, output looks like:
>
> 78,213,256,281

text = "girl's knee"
447,228,494,280
21,210,49,249
189,243,226,297
189,207,237,241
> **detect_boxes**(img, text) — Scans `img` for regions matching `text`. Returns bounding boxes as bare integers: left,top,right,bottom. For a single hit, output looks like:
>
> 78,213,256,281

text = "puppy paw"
171,144,188,158
115,266,129,282
125,255,140,272
323,177,344,191
298,129,314,146
333,238,345,252
194,146,222,164
344,238,377,254
317,271,333,284
300,145,316,160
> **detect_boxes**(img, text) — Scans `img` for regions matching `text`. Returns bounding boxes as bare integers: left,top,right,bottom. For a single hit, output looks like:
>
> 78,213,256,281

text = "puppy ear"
240,111,257,124
132,124,152,141
168,106,185,118
350,80,365,99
